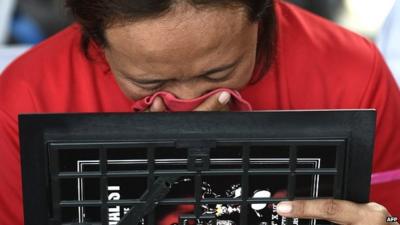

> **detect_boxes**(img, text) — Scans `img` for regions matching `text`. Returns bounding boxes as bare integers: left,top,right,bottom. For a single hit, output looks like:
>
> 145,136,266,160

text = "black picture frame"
19,110,376,225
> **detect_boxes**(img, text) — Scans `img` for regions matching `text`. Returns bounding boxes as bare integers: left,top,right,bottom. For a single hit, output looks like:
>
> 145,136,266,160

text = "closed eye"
126,77,167,90
203,69,235,82
137,82,164,90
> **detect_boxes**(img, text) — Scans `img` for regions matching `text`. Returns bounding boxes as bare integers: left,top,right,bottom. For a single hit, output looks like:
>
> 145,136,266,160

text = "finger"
193,91,231,112
277,199,362,224
149,97,167,112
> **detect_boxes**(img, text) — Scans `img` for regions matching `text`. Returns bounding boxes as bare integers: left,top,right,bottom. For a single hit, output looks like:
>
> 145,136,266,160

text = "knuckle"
298,202,306,216
365,202,389,216
293,201,305,216
323,199,340,217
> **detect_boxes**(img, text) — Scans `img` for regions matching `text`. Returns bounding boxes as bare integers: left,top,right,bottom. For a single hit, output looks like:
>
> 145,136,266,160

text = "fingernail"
218,91,231,105
277,202,293,214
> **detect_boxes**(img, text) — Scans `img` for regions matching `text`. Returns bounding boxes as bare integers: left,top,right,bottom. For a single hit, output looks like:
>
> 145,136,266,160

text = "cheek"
226,56,256,90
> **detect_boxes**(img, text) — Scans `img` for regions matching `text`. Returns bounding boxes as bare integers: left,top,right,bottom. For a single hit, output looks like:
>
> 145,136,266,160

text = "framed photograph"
19,110,375,225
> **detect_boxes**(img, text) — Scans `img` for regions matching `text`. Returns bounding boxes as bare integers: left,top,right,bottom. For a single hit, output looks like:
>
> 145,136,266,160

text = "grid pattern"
47,139,345,225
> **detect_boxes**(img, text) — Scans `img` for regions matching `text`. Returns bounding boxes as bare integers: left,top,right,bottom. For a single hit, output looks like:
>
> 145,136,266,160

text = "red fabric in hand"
131,88,252,112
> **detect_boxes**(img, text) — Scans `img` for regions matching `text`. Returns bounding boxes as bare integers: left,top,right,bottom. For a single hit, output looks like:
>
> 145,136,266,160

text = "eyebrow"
129,57,243,84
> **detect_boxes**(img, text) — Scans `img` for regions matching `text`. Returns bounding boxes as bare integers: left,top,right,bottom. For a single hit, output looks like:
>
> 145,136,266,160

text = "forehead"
105,4,251,60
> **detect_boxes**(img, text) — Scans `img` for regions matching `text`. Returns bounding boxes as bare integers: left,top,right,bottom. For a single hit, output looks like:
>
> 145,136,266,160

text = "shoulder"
276,1,376,67
273,1,386,108
0,24,95,114
1,24,84,84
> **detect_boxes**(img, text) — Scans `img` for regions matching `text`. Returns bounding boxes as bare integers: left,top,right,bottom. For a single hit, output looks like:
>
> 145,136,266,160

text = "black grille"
48,140,345,225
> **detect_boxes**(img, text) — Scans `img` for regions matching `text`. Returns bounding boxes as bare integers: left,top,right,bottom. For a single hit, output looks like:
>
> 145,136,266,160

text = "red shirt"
1,2,400,225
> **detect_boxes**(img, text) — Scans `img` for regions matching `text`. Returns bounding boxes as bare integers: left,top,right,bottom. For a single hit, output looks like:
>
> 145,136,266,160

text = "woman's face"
104,4,259,100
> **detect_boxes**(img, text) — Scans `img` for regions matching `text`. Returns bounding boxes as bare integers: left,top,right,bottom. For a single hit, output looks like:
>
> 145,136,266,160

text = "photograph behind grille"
50,141,343,225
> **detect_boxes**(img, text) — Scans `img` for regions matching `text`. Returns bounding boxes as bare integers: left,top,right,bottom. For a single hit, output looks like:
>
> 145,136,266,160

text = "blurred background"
0,0,399,82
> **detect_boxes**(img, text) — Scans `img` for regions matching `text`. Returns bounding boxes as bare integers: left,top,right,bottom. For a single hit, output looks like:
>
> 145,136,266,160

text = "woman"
0,0,399,225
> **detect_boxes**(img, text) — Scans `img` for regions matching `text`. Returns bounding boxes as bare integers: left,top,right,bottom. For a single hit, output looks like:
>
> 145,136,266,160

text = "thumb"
193,91,231,111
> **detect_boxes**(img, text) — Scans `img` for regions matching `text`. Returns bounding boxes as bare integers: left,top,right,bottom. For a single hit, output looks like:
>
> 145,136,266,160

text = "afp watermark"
387,216,398,223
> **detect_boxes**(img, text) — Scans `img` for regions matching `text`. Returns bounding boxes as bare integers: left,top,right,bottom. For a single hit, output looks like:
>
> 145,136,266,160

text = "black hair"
65,0,276,81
